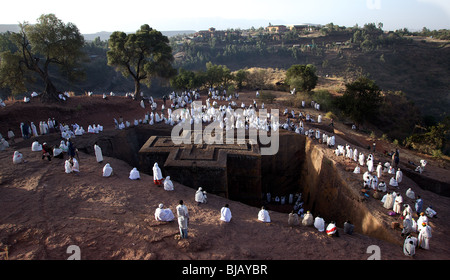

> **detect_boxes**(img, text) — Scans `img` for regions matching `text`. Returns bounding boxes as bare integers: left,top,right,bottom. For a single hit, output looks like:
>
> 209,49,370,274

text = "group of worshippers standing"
331,139,436,257
11,118,60,142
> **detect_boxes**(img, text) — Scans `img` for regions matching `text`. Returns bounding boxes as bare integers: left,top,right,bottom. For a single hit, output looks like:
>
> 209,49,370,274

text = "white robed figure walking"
153,163,164,185
94,144,103,163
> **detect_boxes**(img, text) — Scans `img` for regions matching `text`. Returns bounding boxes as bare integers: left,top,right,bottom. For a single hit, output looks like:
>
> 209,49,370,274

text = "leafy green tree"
285,64,318,92
170,68,202,91
234,69,248,90
337,76,382,128
107,24,176,98
0,14,85,102
204,62,232,89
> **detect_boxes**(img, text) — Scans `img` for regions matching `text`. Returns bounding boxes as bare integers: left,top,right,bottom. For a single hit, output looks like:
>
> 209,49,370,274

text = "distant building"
194,27,225,40
287,24,321,32
266,25,287,34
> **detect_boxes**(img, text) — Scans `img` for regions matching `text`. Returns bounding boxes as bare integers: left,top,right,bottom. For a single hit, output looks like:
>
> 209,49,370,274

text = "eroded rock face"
299,138,403,245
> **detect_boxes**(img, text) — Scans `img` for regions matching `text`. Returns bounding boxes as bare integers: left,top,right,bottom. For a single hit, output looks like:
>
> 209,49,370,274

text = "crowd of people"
318,123,437,258
2,89,440,259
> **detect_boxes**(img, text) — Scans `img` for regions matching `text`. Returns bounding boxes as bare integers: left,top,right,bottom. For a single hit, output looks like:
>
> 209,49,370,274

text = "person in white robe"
425,206,437,218
359,153,365,166
258,206,271,223
103,163,113,177
388,166,395,175
163,176,174,191
378,181,387,192
195,187,207,204
367,158,374,173
72,157,80,172
129,167,140,180
418,222,432,250
393,194,403,214
288,210,299,226
7,129,15,143
383,192,394,209
396,168,403,184
363,171,372,182
220,204,232,222
75,127,84,135
353,166,361,174
376,162,383,178
13,151,24,164
53,146,63,158
94,144,103,163
176,200,189,239
406,188,415,199
152,163,164,185
60,141,68,153
403,204,412,217
383,162,390,173
403,235,416,257
31,141,42,151
155,204,175,222
417,212,428,231
415,159,427,174
389,177,398,187
314,215,325,232
326,221,338,237
352,148,358,162
0,138,9,151
64,159,72,173
30,122,39,137
302,211,314,226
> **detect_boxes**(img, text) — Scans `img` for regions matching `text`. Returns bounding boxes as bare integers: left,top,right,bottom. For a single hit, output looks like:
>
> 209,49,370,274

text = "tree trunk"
41,77,62,103
134,79,142,101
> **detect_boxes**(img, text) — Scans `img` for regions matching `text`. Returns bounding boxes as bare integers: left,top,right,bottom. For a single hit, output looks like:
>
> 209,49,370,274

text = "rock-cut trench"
78,124,402,245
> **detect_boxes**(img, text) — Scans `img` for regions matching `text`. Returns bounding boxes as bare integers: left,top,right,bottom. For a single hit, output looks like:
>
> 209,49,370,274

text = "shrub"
259,91,276,104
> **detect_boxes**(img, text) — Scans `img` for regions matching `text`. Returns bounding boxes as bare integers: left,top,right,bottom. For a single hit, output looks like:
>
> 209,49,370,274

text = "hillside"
1,26,448,121
0,92,449,262
173,31,450,120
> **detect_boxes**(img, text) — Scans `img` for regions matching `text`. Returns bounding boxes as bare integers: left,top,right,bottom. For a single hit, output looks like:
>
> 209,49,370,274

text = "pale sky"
1,0,449,33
